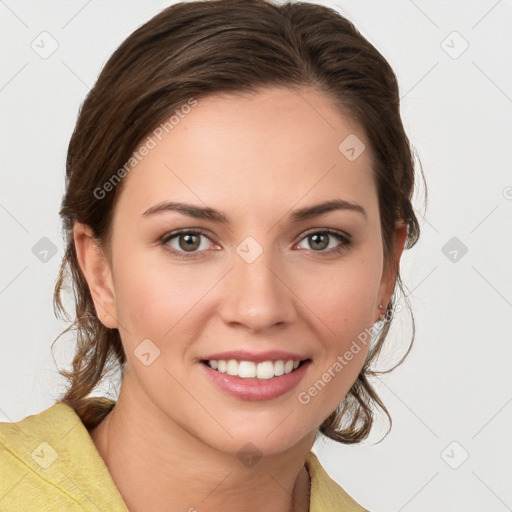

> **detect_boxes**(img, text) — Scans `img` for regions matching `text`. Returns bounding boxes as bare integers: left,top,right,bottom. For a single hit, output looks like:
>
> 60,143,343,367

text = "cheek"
111,246,218,349
292,254,382,412
311,280,373,381
296,251,382,335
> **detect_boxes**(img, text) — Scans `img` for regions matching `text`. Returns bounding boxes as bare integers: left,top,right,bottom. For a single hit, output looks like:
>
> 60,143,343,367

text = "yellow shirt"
0,402,368,511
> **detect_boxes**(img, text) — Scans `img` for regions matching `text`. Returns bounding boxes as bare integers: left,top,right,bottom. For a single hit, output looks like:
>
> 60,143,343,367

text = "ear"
73,222,118,329
375,220,409,322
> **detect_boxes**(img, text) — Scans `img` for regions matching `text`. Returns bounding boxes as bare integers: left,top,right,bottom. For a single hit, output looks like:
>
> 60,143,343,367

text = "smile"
203,359,307,379
199,358,312,401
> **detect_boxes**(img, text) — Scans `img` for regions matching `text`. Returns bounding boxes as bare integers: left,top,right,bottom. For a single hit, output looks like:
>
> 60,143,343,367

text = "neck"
88,371,314,512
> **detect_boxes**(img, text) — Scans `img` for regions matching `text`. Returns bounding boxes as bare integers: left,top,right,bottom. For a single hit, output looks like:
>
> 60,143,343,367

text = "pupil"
310,233,328,250
180,234,200,251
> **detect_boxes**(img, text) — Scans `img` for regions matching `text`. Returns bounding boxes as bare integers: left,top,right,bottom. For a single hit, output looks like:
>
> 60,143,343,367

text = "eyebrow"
142,199,367,223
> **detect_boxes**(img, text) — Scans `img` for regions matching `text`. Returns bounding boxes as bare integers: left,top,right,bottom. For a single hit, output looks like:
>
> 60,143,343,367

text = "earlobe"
73,222,118,329
376,221,409,322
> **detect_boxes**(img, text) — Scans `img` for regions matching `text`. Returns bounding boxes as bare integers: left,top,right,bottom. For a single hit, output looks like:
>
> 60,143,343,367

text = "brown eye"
308,233,329,251
177,233,201,252
296,229,351,255
161,229,213,258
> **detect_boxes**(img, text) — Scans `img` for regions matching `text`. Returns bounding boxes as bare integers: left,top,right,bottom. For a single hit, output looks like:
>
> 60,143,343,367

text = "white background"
1,1,511,511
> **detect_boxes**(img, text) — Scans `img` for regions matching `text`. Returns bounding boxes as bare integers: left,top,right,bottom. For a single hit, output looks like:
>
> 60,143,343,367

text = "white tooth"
273,360,285,376
238,361,257,378
210,359,302,379
257,361,275,379
226,359,239,376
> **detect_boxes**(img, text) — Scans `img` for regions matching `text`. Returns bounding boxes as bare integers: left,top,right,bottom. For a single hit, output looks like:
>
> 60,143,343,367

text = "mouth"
199,357,313,401
200,358,311,380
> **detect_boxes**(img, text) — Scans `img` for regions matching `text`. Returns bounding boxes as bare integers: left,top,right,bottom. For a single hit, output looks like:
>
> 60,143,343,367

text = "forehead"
114,86,377,224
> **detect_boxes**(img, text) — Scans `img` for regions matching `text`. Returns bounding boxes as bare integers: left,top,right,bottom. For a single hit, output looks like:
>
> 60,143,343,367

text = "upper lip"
200,350,311,364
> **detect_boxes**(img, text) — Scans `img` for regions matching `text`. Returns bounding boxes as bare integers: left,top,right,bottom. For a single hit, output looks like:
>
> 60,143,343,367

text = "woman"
0,0,424,510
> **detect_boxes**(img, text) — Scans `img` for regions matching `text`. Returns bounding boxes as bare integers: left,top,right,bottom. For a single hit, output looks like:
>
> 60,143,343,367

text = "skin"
74,86,408,512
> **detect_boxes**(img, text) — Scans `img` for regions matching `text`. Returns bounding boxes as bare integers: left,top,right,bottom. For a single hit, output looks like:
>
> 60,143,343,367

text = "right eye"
160,229,216,258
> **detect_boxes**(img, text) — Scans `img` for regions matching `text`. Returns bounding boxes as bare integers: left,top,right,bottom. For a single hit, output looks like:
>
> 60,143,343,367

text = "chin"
201,415,315,459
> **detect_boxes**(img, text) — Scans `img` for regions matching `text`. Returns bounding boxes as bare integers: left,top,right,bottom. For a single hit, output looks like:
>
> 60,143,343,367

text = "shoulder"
306,451,370,512
0,402,128,511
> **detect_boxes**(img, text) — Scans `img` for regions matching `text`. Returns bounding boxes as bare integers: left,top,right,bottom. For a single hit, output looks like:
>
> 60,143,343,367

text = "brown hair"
53,0,425,443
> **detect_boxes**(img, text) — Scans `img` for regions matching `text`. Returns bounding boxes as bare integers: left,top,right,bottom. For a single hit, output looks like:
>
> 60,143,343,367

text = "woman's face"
85,87,402,455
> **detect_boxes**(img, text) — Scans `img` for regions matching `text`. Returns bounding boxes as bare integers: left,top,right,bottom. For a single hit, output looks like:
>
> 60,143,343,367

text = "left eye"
295,230,351,253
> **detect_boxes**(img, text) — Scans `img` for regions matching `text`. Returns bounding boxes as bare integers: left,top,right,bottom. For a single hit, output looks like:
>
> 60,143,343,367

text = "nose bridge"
218,237,295,331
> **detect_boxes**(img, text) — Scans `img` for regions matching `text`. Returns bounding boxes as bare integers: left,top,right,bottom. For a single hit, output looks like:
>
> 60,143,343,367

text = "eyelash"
160,228,352,259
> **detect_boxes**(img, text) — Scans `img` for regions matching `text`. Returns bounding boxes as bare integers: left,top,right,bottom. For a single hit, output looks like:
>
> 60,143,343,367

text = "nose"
217,245,297,333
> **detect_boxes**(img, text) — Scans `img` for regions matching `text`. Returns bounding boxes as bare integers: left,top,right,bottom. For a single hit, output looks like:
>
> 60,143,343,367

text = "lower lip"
199,361,311,401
